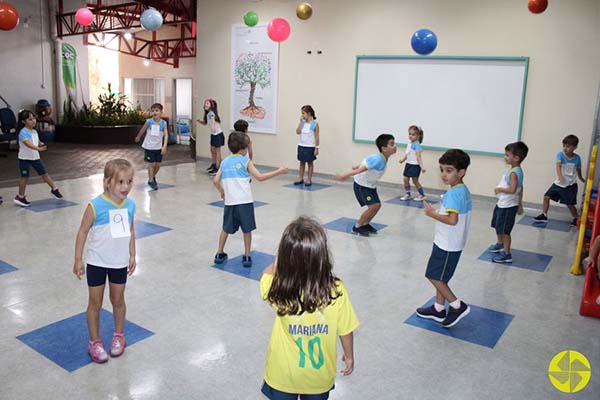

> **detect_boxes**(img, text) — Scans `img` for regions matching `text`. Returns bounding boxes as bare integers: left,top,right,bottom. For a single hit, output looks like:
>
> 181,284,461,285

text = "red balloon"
267,18,290,42
528,0,548,14
76,7,94,26
0,2,19,31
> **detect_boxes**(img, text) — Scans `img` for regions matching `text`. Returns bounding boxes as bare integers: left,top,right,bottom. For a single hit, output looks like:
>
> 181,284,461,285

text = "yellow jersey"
260,273,360,394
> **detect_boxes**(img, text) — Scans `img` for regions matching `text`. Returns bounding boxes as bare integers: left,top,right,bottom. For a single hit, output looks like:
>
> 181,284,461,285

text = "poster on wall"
61,43,78,107
231,23,279,134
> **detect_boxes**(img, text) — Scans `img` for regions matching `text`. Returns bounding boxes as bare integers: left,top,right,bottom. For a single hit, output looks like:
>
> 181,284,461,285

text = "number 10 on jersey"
295,336,324,369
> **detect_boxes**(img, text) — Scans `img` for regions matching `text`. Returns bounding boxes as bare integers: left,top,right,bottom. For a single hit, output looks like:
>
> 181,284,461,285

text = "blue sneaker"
242,255,252,268
492,252,512,263
488,243,504,253
214,252,228,264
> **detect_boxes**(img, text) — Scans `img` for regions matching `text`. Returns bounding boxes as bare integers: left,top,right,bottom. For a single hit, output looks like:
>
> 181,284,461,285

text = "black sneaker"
208,167,219,176
0,196,3,205
214,252,228,264
293,180,304,185
533,213,548,223
207,165,217,174
150,180,158,190
206,164,216,171
242,255,253,268
14,195,31,207
571,218,578,227
364,224,378,234
442,301,470,328
416,304,446,322
50,188,63,199
351,225,370,237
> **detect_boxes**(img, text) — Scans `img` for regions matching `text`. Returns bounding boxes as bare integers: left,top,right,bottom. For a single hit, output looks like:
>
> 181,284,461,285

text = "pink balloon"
267,18,290,42
76,7,94,26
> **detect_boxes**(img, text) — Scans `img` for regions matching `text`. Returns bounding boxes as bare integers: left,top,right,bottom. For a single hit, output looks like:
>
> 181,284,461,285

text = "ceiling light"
143,59,150,66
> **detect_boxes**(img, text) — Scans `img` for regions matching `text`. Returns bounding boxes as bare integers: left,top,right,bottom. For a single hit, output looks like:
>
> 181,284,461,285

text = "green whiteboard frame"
352,55,530,157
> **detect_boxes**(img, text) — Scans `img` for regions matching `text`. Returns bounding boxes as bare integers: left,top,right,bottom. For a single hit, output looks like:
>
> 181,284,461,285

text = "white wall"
119,53,196,121
195,0,600,203
0,0,88,121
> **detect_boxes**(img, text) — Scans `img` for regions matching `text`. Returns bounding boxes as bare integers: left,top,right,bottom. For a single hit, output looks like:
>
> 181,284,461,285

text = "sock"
434,302,445,312
449,299,462,309
404,186,411,195
418,187,425,196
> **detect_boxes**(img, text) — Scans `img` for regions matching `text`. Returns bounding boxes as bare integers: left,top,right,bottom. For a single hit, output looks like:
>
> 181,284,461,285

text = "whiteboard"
352,56,529,156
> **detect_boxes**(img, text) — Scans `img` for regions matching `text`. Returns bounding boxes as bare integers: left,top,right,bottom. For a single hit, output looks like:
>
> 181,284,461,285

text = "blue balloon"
141,9,163,31
411,29,438,55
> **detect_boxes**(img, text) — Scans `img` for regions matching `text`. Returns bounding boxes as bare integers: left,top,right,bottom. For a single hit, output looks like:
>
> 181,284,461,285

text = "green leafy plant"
61,83,145,126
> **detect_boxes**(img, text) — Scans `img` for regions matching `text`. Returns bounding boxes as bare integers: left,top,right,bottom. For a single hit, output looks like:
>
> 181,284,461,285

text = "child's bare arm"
517,185,524,215
335,165,368,181
423,201,458,225
73,205,94,279
22,140,46,151
577,167,585,182
135,121,148,143
212,168,225,199
416,152,426,172
161,124,169,154
583,236,600,268
247,161,288,181
495,171,518,194
556,163,564,183
296,118,302,135
314,124,320,156
128,216,136,276
339,332,355,376
248,141,254,160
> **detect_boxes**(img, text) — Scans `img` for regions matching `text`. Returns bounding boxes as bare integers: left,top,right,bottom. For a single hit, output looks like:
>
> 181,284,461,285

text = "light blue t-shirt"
554,151,581,188
220,154,252,205
353,153,387,189
18,127,40,160
207,111,222,135
142,118,166,150
86,195,136,269
497,166,523,208
405,141,422,165
434,184,472,252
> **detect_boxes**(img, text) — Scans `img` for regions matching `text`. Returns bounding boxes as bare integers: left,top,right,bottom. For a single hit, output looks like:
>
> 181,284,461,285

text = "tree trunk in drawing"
248,82,256,108
235,52,270,120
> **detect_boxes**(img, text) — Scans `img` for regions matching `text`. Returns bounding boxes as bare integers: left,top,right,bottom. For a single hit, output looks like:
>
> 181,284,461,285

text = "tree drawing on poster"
234,52,271,120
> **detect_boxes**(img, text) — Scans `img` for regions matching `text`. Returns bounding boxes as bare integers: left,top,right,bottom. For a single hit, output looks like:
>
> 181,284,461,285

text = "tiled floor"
1,160,599,399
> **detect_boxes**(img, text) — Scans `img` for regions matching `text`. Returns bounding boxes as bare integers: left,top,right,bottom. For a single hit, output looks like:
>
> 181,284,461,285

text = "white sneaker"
414,195,426,201
400,194,412,201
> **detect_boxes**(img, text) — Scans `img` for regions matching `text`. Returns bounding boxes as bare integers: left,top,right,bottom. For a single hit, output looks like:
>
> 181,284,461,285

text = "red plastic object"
579,263,600,318
0,2,19,31
528,0,548,14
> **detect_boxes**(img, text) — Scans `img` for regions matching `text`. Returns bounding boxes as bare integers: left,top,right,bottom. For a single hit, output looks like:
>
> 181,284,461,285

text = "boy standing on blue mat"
417,149,472,328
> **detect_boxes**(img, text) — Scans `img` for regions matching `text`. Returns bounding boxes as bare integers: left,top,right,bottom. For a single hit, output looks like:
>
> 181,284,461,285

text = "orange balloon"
0,2,19,31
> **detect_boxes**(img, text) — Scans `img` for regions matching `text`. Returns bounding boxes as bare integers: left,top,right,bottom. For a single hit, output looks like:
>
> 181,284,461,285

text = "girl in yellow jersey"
260,216,360,399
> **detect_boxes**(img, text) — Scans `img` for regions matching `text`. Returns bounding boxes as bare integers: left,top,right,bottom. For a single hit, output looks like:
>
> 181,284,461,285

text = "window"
123,78,165,111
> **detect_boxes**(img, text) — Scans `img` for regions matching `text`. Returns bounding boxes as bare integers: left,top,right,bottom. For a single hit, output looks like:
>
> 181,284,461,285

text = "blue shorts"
297,145,317,162
86,264,127,287
491,205,518,235
223,203,256,234
210,132,225,148
19,159,46,177
353,182,380,207
403,164,421,178
144,149,163,163
545,183,577,205
425,243,462,283
261,382,333,400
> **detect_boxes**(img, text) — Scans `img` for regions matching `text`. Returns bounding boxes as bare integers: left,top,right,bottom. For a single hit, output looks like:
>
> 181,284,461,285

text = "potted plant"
56,83,146,144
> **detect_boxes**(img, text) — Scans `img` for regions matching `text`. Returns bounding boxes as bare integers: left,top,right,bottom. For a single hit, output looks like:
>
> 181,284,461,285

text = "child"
233,119,253,160
534,134,585,226
73,159,136,363
198,98,224,175
135,103,168,190
260,216,359,400
294,105,319,187
213,132,288,267
335,134,397,236
13,109,63,207
417,149,472,328
399,125,427,201
488,141,529,263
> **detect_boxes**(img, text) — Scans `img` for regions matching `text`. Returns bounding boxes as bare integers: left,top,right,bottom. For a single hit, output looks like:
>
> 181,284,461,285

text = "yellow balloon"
296,2,313,20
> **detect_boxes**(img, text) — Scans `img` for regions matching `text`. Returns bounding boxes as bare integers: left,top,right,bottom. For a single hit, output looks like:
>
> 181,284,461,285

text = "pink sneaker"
110,333,126,357
88,340,108,363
